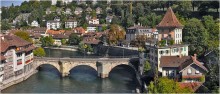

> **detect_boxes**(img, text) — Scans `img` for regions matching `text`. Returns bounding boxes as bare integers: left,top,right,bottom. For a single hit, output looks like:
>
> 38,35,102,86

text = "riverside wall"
0,69,38,91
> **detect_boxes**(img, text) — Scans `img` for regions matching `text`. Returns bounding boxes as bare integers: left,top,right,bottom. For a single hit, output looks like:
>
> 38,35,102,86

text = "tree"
61,39,67,45
144,60,151,73
134,3,145,18
14,31,33,43
40,36,54,47
33,47,46,57
1,20,11,30
183,18,208,56
111,16,121,25
148,77,193,93
107,24,126,45
172,1,192,17
68,33,82,45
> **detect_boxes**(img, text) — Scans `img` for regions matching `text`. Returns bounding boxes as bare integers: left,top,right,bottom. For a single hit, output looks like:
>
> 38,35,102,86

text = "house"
46,17,61,30
145,7,189,73
96,7,102,14
0,33,35,83
73,27,86,35
33,27,47,35
88,17,99,24
46,8,52,14
160,54,208,81
87,24,102,32
31,20,39,27
106,15,113,23
52,34,69,46
74,7,83,15
65,19,77,29
86,7,92,13
56,8,62,14
47,20,61,30
46,29,65,35
126,25,154,42
65,8,72,15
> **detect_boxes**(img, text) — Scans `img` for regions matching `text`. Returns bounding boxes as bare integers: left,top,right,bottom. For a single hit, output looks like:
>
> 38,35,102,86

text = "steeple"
157,7,183,28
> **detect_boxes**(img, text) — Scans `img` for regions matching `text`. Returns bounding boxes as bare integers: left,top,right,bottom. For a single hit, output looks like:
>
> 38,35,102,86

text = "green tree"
111,16,121,25
148,77,193,93
134,3,145,18
144,60,151,73
172,1,192,17
40,36,54,47
68,33,82,45
61,39,67,45
1,20,11,30
33,47,46,57
14,31,32,43
183,18,208,56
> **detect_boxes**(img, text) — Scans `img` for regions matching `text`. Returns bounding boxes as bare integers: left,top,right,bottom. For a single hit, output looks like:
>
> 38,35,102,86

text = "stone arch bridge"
34,57,138,78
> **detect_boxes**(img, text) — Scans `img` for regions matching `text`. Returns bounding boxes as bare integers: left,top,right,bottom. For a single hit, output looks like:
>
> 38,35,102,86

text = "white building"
145,7,188,73
65,8,72,15
65,20,77,29
31,20,39,27
74,7,83,15
88,17,99,25
0,34,35,83
47,21,61,30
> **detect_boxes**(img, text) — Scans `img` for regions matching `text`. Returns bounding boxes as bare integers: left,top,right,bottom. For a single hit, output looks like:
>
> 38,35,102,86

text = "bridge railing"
34,55,139,61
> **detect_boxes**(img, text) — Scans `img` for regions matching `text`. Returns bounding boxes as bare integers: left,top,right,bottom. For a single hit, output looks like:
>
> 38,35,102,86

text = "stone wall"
97,46,139,56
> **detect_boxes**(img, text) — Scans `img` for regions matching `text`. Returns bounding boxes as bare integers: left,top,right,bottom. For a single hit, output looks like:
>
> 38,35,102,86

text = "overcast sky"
1,0,29,7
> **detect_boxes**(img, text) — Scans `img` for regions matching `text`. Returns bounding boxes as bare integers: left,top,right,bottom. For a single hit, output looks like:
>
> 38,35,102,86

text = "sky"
1,0,29,7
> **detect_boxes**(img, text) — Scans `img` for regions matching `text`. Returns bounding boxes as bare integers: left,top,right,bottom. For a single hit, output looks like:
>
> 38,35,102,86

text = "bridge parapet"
33,56,138,78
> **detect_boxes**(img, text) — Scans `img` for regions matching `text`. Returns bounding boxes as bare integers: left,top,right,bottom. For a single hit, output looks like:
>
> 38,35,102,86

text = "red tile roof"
182,75,203,79
46,30,65,35
0,39,10,53
74,27,86,34
179,82,203,92
83,37,100,45
157,7,183,28
0,55,6,61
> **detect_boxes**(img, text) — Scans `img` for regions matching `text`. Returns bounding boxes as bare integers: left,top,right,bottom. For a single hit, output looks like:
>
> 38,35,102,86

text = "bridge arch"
35,60,61,73
108,63,136,77
62,61,98,76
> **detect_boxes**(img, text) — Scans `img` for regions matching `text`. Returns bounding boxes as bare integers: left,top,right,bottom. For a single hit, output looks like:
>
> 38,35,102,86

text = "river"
2,48,139,93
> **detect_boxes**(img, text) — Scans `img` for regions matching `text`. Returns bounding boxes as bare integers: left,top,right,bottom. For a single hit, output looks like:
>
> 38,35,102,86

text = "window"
166,71,169,76
187,68,192,74
160,51,163,55
195,70,200,74
166,50,169,54
184,47,186,51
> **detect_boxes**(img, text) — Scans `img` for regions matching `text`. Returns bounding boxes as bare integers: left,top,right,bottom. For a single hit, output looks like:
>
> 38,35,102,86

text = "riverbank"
0,69,38,91
43,46,78,51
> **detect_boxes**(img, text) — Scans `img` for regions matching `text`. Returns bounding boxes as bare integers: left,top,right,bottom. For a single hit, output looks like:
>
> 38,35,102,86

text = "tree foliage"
33,47,46,57
144,60,151,73
148,77,193,93
40,36,54,47
68,33,82,45
107,24,126,45
14,31,32,43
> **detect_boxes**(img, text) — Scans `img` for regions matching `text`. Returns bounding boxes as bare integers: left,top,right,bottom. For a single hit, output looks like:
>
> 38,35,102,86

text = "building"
106,15,113,23
52,34,69,46
88,17,99,24
87,24,102,32
126,25,154,43
145,7,189,73
0,33,35,83
31,20,39,27
65,19,77,29
160,54,208,82
96,7,102,14
74,7,83,15
46,17,61,30
65,8,72,15
86,7,92,13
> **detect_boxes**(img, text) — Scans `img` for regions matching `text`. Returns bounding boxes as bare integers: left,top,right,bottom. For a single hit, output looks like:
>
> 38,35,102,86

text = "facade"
145,7,189,72
126,25,153,42
65,20,77,29
47,21,61,30
52,34,68,46
65,8,72,15
0,34,35,84
106,15,113,23
96,7,102,14
31,20,39,27
160,54,208,82
87,24,102,32
74,7,83,15
88,17,99,25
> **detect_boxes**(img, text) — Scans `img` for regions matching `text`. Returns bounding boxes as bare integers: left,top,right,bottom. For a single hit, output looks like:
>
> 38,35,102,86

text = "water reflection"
2,62,138,93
